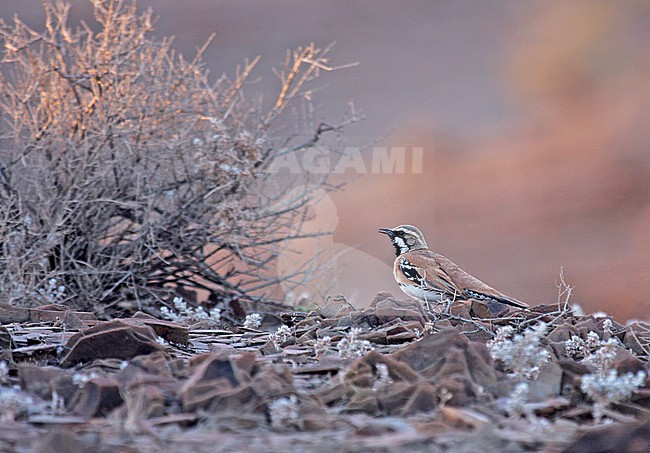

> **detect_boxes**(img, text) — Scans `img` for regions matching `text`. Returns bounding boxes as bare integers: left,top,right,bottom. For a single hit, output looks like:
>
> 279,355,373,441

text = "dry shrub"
0,0,359,316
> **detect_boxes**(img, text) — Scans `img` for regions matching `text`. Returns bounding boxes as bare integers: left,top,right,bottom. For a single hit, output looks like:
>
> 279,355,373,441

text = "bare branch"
0,1,359,316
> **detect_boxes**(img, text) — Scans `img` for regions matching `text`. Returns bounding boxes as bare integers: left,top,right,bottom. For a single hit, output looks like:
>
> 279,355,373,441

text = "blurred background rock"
3,1,647,321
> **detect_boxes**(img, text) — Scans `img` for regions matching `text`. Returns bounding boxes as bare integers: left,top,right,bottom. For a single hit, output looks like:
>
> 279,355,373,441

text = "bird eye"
406,237,415,246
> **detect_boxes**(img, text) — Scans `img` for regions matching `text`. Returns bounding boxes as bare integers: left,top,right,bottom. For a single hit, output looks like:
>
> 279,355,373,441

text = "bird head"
378,225,428,256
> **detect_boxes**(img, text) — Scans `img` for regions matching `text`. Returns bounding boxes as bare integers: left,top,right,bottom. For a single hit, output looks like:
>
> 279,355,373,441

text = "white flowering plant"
270,325,293,349
160,297,221,326
268,395,299,429
337,327,373,359
564,319,647,422
581,370,646,422
243,313,263,329
488,322,551,381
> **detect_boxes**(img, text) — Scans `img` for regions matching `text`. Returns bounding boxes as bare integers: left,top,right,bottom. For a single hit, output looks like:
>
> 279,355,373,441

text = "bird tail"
466,289,529,310
494,295,529,310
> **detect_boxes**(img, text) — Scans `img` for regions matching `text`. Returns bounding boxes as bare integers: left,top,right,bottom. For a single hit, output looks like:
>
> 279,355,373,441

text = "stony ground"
0,293,648,452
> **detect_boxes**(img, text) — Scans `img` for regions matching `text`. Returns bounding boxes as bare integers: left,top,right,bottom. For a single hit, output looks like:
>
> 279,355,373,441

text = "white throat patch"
393,236,410,254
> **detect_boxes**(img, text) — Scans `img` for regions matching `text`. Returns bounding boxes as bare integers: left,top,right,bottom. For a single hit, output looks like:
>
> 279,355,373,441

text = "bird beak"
378,228,394,238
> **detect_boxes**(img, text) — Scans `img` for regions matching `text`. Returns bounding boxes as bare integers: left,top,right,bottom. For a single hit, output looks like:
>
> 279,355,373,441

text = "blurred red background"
3,1,648,321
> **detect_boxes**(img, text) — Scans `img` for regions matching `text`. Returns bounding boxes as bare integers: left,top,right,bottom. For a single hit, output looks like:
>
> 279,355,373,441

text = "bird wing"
398,254,461,298
430,251,529,309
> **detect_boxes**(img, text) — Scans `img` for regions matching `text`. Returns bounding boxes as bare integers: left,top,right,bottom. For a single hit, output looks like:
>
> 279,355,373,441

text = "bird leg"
443,298,452,314
442,289,460,314
413,299,432,325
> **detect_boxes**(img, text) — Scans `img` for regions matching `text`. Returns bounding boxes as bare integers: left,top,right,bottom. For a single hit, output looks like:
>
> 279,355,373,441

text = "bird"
378,225,528,312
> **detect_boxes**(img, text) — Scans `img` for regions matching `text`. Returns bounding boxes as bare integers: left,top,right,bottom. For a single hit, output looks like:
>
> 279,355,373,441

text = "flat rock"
373,294,423,323
391,329,497,405
0,303,96,324
61,320,165,367
121,317,190,345
470,299,509,318
0,324,14,351
318,295,356,318
18,364,76,402
565,421,650,453
67,376,123,418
